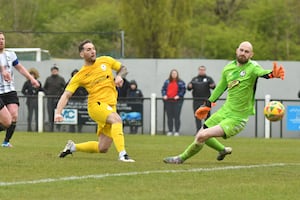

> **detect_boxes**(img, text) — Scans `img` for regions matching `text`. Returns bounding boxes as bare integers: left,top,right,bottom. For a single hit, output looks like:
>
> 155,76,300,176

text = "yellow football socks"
75,141,99,153
110,123,125,153
73,123,125,154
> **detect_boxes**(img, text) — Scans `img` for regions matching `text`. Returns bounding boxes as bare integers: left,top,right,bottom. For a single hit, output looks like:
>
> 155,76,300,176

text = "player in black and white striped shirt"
0,32,40,147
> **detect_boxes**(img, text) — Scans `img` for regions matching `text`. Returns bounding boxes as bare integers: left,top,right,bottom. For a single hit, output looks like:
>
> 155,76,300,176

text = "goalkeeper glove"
269,62,285,80
195,101,214,120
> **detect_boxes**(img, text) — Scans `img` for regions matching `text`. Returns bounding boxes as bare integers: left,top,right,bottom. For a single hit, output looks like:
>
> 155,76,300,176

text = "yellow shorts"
88,101,116,137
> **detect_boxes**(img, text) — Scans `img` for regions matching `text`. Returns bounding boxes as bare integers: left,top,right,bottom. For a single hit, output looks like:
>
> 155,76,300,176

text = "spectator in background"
127,80,143,101
161,69,186,136
117,77,130,101
67,69,88,133
126,80,143,134
187,65,216,131
21,68,43,132
298,90,300,98
44,65,66,132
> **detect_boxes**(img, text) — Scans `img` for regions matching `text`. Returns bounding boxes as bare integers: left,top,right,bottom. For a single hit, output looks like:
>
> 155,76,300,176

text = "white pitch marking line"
0,163,297,187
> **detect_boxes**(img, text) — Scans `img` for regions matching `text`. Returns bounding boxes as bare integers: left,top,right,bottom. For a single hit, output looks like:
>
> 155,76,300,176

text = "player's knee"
107,112,122,124
1,118,12,129
113,113,122,123
195,131,207,143
11,114,18,122
99,147,109,153
195,136,203,143
3,121,11,128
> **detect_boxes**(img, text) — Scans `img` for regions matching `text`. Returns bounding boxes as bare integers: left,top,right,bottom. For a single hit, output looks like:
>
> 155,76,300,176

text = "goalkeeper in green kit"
163,41,285,164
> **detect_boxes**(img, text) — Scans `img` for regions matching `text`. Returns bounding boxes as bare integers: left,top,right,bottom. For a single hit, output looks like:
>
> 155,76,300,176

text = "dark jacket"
188,75,215,98
126,80,143,101
118,78,130,98
44,75,66,96
21,80,43,103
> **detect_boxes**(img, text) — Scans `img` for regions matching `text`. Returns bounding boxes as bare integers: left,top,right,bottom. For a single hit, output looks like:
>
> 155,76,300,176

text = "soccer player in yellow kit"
55,39,134,162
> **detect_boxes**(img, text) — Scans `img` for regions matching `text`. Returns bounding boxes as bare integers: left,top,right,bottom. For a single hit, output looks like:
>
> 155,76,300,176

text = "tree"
119,0,192,58
0,0,41,47
1,0,121,58
40,0,121,58
234,0,300,60
1,0,300,60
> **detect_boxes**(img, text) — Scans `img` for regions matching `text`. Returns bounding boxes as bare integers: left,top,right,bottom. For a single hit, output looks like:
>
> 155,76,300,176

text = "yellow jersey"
66,56,121,106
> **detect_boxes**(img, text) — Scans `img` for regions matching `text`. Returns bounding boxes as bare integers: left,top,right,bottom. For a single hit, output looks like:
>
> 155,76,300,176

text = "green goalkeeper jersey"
209,60,272,118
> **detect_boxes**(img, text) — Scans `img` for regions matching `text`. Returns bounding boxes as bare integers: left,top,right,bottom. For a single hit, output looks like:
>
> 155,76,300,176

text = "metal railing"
16,94,300,138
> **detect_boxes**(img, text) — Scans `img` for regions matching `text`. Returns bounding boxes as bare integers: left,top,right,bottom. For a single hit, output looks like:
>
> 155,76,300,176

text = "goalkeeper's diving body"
54,39,135,162
163,41,285,164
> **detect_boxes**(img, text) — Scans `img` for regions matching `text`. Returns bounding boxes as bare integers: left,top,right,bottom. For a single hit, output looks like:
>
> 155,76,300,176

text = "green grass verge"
0,132,299,200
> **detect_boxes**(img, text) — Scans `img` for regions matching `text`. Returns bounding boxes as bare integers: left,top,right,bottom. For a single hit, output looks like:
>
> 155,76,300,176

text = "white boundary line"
0,163,298,187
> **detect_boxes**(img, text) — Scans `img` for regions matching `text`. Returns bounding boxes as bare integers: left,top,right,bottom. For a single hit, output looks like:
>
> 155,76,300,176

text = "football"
263,101,285,122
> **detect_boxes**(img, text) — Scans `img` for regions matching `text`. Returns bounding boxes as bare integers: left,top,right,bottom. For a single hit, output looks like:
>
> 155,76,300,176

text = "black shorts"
0,91,20,109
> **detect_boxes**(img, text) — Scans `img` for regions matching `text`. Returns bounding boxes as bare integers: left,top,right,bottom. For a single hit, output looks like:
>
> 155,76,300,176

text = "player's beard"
87,56,96,64
237,55,248,65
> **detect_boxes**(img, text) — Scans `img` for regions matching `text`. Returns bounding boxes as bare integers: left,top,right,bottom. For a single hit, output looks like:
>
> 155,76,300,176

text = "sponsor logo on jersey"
228,80,240,89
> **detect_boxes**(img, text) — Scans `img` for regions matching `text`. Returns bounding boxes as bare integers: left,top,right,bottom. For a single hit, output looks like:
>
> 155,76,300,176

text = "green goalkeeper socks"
205,137,225,152
178,137,225,161
179,141,203,161
178,138,225,161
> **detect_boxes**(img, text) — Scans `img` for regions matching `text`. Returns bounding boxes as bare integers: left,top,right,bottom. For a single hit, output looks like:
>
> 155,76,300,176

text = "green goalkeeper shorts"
205,110,248,139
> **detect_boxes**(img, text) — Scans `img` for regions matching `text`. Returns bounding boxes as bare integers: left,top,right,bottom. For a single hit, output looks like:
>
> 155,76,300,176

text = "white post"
120,30,125,58
36,48,42,62
150,93,156,136
38,91,45,133
264,94,271,139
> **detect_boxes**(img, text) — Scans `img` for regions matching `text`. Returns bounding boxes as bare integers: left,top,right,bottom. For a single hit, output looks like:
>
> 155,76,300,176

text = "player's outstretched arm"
54,91,72,122
269,62,285,80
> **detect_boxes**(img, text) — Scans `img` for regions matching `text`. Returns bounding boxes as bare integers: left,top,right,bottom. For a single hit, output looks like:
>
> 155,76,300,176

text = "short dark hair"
51,66,59,71
71,69,79,77
78,39,92,52
198,65,206,70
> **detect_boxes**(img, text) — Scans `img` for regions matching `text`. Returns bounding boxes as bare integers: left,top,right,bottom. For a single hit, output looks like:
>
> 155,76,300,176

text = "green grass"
1,132,299,200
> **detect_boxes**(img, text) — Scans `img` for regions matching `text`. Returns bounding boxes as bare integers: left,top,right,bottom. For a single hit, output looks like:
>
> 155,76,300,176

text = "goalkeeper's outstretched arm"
262,62,285,80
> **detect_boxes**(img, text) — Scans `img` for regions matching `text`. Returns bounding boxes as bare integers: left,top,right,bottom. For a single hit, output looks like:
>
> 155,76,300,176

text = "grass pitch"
0,132,299,200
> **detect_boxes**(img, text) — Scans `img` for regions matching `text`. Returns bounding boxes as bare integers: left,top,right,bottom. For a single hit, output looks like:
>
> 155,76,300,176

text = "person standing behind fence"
44,65,66,132
187,66,216,131
67,69,88,133
126,80,143,134
161,69,186,136
0,32,40,147
21,68,43,132
117,77,130,102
